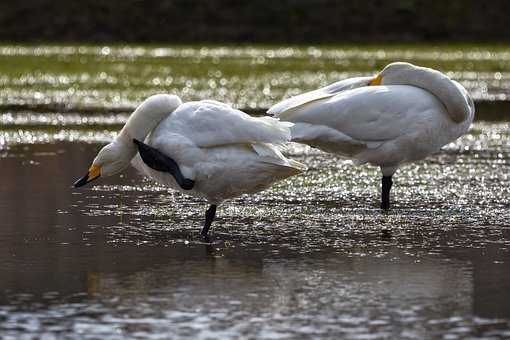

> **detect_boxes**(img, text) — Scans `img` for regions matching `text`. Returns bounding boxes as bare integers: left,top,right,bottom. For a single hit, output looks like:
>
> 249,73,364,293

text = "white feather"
127,98,305,204
268,76,373,119
270,62,475,177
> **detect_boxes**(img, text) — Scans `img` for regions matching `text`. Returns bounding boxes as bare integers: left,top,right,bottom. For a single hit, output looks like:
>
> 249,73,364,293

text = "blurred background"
0,0,509,117
2,0,509,43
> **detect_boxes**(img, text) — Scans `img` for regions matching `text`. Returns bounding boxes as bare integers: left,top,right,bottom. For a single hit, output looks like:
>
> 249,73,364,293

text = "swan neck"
117,94,182,144
383,66,474,124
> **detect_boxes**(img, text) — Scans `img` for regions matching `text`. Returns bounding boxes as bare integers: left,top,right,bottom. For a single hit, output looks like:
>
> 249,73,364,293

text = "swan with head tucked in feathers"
268,62,475,209
74,94,306,236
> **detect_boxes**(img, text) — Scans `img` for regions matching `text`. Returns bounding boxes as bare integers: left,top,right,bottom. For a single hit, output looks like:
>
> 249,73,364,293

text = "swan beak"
369,74,382,86
74,165,101,187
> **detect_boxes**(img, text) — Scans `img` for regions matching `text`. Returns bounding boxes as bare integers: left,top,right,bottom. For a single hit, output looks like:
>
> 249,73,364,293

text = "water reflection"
1,141,510,338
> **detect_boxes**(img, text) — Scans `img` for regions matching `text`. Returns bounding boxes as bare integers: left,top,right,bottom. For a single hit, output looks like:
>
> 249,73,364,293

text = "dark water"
1,123,510,339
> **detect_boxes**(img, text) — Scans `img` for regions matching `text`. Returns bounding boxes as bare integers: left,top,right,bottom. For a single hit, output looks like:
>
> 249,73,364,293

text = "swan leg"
201,204,217,236
381,176,393,210
133,139,194,190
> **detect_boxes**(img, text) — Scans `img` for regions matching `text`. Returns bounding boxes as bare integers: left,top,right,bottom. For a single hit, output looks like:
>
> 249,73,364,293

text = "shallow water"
2,44,510,338
1,118,510,339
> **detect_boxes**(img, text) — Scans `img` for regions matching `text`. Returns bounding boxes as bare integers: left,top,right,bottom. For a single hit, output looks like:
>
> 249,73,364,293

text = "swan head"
368,62,415,86
74,93,182,188
74,141,133,187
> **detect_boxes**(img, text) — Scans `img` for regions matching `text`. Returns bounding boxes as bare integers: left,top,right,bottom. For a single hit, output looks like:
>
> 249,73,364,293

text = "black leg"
201,204,217,236
381,176,393,210
133,139,194,190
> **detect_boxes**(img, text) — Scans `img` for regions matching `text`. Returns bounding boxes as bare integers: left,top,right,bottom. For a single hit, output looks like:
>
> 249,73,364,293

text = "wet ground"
1,44,510,338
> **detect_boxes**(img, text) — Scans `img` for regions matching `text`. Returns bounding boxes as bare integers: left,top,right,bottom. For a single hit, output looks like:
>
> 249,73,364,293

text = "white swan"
268,62,475,209
74,94,306,235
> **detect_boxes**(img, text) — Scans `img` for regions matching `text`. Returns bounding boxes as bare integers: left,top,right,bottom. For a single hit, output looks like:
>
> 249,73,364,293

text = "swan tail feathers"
251,143,307,173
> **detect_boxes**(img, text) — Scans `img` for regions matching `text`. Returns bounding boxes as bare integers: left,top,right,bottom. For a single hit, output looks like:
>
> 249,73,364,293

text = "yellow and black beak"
74,165,101,188
369,74,382,86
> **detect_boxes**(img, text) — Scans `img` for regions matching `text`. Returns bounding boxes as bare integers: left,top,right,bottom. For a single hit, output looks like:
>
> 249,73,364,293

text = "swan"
268,62,475,209
74,94,306,236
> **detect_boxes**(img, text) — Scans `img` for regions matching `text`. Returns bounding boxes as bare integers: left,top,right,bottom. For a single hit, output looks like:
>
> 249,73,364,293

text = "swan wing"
267,76,373,119
163,100,292,148
147,100,305,179
283,85,449,144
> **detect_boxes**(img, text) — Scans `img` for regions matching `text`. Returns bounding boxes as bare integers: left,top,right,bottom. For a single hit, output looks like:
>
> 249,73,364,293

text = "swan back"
268,77,373,119
379,62,475,123
155,100,292,148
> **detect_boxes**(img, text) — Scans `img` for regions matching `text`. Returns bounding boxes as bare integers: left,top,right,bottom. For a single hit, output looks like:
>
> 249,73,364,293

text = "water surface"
1,44,510,338
1,44,509,113
1,121,510,338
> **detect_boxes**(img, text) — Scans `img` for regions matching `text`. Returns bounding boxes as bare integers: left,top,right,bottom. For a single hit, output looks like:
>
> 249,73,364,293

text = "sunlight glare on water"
1,45,510,338
0,44,509,113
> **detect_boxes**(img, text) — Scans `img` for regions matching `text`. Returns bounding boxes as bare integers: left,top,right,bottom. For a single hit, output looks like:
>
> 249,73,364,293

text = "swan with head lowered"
74,94,306,236
268,62,475,209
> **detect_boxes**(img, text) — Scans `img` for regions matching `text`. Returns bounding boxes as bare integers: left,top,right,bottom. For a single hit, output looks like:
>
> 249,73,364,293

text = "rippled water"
1,45,510,338
1,115,510,338
1,44,510,113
